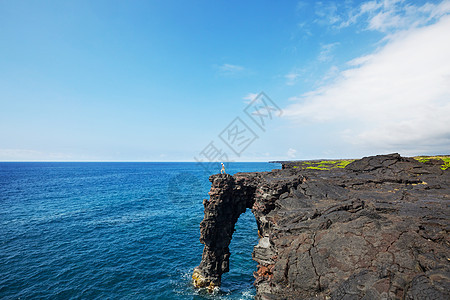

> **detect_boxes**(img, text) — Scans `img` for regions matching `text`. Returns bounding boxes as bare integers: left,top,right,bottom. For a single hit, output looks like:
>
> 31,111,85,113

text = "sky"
1,0,449,161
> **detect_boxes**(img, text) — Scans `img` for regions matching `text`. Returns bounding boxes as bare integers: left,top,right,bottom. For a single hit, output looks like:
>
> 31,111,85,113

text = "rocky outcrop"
192,173,258,289
193,154,450,299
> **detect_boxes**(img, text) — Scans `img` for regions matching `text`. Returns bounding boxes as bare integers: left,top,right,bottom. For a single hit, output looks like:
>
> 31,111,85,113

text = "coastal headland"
193,153,449,299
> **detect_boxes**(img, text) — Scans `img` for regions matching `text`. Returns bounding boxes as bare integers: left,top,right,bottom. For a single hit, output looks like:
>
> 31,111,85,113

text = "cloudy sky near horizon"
1,0,449,161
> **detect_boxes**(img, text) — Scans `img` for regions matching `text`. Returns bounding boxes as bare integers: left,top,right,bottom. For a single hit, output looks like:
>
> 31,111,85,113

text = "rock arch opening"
192,173,258,290
192,171,300,291
221,209,259,292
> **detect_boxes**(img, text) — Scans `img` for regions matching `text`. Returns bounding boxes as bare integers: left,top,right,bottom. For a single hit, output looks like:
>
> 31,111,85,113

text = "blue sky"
1,0,449,161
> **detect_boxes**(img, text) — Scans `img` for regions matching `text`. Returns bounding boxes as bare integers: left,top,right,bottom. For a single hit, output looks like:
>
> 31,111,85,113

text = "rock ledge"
193,154,449,299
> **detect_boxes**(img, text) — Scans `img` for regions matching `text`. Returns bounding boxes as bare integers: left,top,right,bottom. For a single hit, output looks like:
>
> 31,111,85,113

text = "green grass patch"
289,159,355,170
413,156,450,170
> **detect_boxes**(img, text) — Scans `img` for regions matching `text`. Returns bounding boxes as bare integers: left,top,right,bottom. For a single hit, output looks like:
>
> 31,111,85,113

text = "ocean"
0,162,280,299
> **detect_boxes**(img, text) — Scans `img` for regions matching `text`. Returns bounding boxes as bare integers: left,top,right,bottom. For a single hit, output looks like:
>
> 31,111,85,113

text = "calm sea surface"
0,162,280,299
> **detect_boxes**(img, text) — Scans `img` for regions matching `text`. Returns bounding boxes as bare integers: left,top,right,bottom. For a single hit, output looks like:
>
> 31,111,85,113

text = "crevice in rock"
309,232,322,292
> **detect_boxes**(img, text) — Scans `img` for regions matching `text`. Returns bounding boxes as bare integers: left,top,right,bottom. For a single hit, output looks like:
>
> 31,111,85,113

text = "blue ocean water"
0,162,280,299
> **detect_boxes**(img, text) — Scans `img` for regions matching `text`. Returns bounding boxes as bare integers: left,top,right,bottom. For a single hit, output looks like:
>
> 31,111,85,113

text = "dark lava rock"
193,154,450,299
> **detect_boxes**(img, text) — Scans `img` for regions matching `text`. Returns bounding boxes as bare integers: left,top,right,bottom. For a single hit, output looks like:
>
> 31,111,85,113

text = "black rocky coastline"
192,154,449,299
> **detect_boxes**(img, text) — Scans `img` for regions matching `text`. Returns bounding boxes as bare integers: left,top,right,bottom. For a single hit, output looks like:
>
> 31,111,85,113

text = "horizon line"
0,160,280,163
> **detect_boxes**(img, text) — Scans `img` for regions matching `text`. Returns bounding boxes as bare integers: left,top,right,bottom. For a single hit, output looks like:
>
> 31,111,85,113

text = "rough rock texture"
192,173,257,289
193,154,450,299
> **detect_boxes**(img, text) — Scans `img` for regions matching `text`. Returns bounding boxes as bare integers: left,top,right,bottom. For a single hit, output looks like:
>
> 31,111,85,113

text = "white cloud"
360,1,383,14
319,65,340,84
243,93,258,104
287,148,297,158
296,1,308,12
285,72,300,85
315,1,341,26
284,15,450,155
347,54,375,66
339,0,450,33
318,42,340,62
217,63,245,75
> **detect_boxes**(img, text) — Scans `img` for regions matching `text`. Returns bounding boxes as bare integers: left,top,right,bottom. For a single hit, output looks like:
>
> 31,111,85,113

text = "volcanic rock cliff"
192,154,450,299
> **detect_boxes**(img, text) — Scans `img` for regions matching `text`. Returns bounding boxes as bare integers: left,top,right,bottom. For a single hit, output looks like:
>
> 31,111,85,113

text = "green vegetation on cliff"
292,159,355,170
414,156,450,170
287,155,450,171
